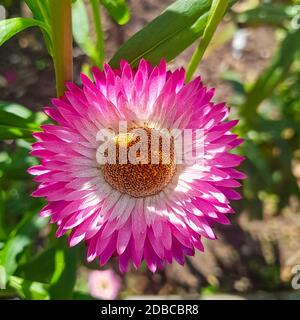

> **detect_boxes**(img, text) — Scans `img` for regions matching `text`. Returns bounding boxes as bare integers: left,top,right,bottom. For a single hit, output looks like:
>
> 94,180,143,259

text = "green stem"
90,0,105,68
49,0,73,97
186,0,229,82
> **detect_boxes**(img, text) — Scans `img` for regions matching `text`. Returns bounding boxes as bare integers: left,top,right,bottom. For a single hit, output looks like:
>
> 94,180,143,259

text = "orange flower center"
102,127,176,198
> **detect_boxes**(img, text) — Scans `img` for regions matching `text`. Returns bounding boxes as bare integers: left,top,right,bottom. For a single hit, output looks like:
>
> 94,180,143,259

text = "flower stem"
49,0,73,97
90,0,105,68
185,0,229,82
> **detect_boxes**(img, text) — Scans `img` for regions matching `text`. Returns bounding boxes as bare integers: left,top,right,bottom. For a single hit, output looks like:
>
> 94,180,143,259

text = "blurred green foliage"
227,0,300,218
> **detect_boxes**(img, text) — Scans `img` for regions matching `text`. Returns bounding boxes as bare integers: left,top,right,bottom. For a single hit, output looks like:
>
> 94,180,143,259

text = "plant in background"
227,0,300,218
88,269,121,300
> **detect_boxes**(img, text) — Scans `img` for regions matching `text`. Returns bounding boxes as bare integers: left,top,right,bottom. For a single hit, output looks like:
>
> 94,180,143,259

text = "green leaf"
17,247,56,283
243,140,272,187
24,0,53,54
0,17,50,47
237,4,292,27
241,28,300,122
222,71,246,96
0,144,38,180
0,103,40,140
0,110,33,129
9,276,49,300
110,0,237,68
0,125,35,140
73,291,96,300
100,0,130,25
24,0,51,22
49,239,77,299
2,103,33,119
72,0,99,65
0,212,47,280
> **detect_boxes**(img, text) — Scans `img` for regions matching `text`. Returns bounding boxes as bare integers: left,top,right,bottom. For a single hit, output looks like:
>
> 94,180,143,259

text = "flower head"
88,269,121,300
29,59,245,272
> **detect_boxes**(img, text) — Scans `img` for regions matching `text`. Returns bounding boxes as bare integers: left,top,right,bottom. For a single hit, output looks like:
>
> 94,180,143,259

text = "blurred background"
0,0,300,299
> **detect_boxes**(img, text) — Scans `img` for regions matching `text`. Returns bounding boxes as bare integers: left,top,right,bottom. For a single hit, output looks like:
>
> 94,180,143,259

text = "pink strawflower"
29,59,245,272
88,269,121,300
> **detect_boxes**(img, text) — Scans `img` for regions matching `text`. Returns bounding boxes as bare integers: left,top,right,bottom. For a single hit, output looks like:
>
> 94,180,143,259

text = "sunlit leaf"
0,17,50,47
24,0,51,22
49,239,77,299
72,0,99,65
0,212,47,280
237,4,292,27
73,291,96,300
110,0,237,68
100,0,130,25
9,276,49,300
17,247,56,283
241,28,300,121
0,103,40,140
24,0,52,54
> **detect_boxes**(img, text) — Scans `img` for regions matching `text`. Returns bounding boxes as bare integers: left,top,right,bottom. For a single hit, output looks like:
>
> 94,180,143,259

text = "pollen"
102,127,176,198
